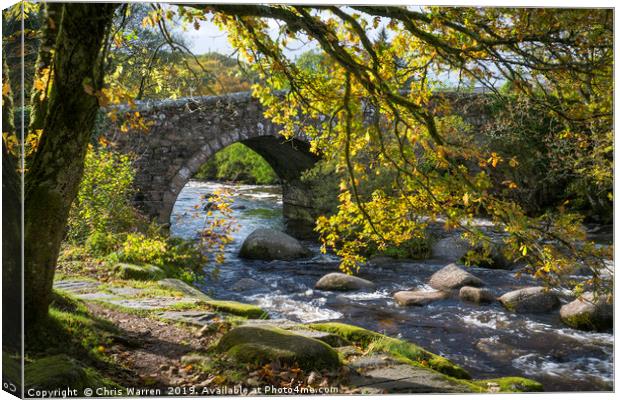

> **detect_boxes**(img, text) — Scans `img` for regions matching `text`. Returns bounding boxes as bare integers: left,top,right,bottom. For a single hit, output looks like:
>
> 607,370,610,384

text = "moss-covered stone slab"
158,310,220,326
348,363,474,393
108,297,200,310
349,354,397,369
158,278,212,300
205,300,268,319
25,355,120,392
285,328,351,347
217,326,340,371
307,322,470,379
474,377,543,392
53,280,99,294
241,318,299,329
115,263,166,281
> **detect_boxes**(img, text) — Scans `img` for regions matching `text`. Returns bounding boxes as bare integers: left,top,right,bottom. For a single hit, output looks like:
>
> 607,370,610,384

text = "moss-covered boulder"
475,377,543,392
499,287,559,313
205,300,268,319
25,355,120,392
115,263,165,281
239,228,311,260
560,293,613,331
307,322,470,379
217,326,340,370
315,272,375,291
429,264,484,291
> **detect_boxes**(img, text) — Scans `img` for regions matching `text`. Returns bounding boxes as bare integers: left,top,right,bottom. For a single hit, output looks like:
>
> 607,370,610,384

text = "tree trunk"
27,2,62,133
24,3,117,326
2,57,22,349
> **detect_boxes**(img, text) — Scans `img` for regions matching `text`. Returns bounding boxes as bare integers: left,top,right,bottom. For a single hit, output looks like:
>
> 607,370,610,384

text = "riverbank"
27,258,543,395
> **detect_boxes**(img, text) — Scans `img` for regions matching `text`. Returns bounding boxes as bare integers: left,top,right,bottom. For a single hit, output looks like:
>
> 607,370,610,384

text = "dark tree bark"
27,2,62,132
24,3,117,326
2,57,22,350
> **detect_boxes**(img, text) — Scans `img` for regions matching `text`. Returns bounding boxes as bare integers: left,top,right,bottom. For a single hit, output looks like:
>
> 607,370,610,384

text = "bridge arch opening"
162,134,320,238
106,91,330,238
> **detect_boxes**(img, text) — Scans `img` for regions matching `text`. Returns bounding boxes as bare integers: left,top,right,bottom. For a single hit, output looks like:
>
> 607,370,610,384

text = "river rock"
431,236,512,269
560,293,613,331
499,287,559,313
429,264,484,291
217,326,340,370
315,272,375,291
239,228,311,260
394,290,449,306
459,286,495,304
431,235,472,260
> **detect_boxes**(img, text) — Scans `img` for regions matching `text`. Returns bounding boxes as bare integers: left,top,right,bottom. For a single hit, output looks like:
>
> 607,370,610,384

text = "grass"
25,291,125,390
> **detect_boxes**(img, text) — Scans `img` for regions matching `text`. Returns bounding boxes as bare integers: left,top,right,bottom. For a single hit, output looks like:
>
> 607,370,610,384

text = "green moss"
25,355,122,392
2,352,22,387
205,300,268,319
308,322,470,379
158,278,212,300
115,263,166,281
218,326,340,371
560,310,609,331
474,377,543,392
307,322,383,346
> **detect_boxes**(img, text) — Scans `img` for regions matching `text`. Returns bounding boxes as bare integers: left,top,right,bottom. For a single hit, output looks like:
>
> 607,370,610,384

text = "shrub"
84,231,121,257
115,233,208,281
67,147,143,242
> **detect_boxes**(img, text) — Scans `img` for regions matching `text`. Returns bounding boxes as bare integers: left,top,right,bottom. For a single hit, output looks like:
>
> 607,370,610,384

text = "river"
170,180,613,392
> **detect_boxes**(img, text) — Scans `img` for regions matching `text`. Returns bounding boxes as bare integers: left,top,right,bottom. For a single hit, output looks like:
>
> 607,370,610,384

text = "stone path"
53,278,477,393
54,279,202,311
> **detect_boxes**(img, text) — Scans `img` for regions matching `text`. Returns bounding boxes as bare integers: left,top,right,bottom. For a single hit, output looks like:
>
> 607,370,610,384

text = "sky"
176,10,318,59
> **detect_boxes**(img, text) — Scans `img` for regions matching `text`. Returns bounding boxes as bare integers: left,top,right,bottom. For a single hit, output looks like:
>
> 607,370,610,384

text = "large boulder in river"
432,236,511,269
431,236,472,260
499,287,559,313
459,286,495,304
560,293,613,331
217,326,340,370
394,290,448,306
429,263,484,291
315,272,375,291
239,228,311,261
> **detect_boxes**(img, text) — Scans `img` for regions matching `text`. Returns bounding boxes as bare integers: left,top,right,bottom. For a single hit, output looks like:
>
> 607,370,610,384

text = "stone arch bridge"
104,91,324,237
103,90,488,237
